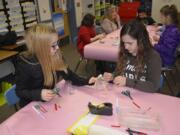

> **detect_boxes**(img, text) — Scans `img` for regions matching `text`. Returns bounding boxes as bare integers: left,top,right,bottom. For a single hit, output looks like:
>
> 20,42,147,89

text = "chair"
4,84,19,111
160,71,175,96
160,74,164,89
73,36,88,72
160,45,180,96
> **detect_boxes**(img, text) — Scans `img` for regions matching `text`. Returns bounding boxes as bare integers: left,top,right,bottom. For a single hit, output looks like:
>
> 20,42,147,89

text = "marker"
54,103,58,111
32,106,45,119
39,104,48,112
111,125,121,128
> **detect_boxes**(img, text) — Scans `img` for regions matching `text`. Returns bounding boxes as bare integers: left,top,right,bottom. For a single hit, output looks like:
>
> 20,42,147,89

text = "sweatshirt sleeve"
154,28,179,54
79,27,92,44
57,68,89,86
15,59,42,101
101,19,114,34
126,50,162,92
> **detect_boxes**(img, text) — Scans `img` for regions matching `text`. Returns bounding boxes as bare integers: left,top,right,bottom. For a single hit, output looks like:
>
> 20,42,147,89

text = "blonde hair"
25,24,66,87
105,5,118,20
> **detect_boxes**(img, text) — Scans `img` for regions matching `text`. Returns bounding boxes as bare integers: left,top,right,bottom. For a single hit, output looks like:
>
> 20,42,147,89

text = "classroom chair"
73,36,88,73
160,45,180,96
4,84,19,111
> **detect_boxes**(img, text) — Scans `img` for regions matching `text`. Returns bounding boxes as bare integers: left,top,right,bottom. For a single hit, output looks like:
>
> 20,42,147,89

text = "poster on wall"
52,13,64,36
58,0,67,11
37,0,52,21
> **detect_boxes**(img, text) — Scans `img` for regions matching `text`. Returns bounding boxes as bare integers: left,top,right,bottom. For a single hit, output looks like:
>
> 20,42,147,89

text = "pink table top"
1,81,180,135
84,25,158,62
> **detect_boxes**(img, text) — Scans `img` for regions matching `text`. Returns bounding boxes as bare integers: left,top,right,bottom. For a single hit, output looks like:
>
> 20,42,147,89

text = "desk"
1,44,21,50
0,81,180,135
0,50,18,62
0,39,25,50
84,26,158,62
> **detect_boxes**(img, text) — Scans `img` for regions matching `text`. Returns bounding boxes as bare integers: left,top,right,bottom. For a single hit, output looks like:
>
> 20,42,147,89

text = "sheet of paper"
68,113,98,134
26,21,37,27
0,23,8,29
88,125,128,135
0,28,8,33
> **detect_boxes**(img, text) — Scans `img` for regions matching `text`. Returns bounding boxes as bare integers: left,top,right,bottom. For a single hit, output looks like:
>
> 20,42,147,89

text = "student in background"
136,6,156,25
101,5,121,34
77,13,105,56
154,5,180,67
103,20,161,92
16,24,96,107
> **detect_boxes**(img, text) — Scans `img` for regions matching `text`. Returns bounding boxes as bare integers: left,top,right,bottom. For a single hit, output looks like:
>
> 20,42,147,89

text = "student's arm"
154,28,180,54
80,27,104,43
116,14,121,28
57,68,89,86
126,50,162,92
90,34,105,42
15,60,42,101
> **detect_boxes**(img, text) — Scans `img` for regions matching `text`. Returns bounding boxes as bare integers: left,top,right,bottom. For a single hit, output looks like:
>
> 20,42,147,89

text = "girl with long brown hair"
104,20,161,92
16,24,96,107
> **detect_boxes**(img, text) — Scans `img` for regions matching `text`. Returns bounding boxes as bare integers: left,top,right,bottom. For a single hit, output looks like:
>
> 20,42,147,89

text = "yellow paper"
67,112,98,135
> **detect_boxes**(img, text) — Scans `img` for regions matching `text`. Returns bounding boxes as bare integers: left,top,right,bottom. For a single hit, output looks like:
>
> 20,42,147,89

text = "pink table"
84,26,158,62
1,81,180,135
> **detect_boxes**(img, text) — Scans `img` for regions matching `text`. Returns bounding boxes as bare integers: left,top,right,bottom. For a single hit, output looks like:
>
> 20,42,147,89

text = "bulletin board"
0,0,38,37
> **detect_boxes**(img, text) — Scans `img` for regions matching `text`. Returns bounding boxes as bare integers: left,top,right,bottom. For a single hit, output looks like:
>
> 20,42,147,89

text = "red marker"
111,125,121,128
40,104,47,112
54,103,58,111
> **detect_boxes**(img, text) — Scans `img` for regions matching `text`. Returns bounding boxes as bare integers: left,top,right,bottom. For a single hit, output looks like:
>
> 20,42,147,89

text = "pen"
126,128,148,135
132,101,141,109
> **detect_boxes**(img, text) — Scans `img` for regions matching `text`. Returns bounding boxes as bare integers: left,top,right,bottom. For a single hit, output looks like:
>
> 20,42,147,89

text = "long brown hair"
160,5,179,26
116,20,152,76
25,24,66,87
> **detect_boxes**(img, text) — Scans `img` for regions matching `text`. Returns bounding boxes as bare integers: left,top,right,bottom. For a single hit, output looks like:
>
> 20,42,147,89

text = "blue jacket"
154,24,180,67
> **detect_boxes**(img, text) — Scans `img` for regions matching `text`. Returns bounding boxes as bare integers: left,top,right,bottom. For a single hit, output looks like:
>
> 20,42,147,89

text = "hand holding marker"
52,87,61,97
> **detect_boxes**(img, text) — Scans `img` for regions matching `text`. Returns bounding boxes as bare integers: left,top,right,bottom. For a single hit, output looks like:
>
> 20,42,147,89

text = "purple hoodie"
154,24,180,67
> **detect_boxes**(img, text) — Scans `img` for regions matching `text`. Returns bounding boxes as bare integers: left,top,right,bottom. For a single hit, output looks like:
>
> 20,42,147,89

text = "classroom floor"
0,44,180,124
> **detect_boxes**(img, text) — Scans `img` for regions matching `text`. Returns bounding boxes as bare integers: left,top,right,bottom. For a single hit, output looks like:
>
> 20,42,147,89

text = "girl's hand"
113,76,126,86
41,89,56,101
88,77,97,84
98,33,106,39
103,72,113,82
153,35,160,42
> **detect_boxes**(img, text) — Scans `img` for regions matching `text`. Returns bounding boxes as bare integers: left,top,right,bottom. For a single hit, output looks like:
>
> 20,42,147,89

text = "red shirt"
77,26,96,56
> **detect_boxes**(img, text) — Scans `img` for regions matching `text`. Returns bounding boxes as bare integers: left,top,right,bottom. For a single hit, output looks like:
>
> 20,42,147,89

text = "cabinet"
118,1,140,23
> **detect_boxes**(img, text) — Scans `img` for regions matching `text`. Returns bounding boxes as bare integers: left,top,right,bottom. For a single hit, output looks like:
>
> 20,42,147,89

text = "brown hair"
25,24,66,87
160,5,179,26
116,20,152,76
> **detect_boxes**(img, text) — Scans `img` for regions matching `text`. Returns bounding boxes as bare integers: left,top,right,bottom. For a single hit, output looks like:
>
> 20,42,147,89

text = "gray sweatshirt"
116,49,162,92
101,16,121,34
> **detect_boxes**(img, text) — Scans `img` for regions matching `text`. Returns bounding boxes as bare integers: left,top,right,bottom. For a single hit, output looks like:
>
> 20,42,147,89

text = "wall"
152,0,180,23
75,0,83,27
